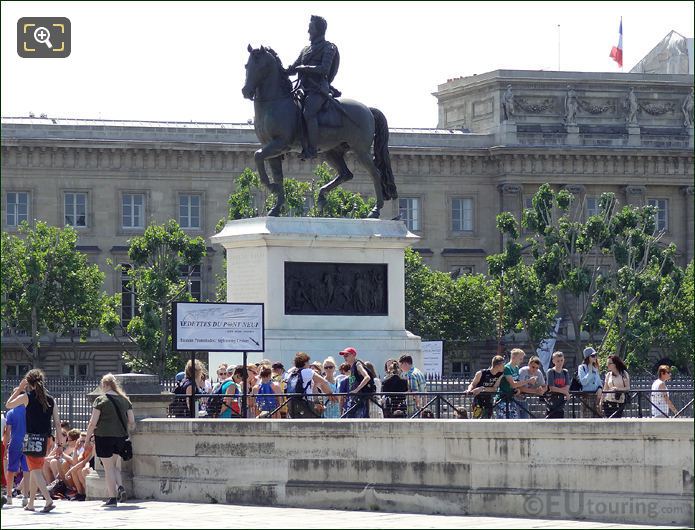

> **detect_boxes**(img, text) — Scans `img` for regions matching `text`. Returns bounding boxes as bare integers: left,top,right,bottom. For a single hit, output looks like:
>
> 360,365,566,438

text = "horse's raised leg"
318,148,354,213
267,157,285,217
254,139,288,214
353,149,385,219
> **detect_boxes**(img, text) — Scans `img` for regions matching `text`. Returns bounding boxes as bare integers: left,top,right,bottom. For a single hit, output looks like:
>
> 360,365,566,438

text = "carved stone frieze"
578,99,616,115
498,183,522,194
285,262,388,316
515,97,556,114
640,101,676,116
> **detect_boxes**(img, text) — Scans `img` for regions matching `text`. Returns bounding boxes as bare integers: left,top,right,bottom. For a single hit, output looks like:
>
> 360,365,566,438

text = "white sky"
1,1,693,128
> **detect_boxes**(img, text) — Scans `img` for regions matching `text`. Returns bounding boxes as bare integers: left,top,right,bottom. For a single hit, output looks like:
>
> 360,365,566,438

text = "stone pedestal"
628,125,641,146
688,126,694,149
566,124,580,145
211,217,423,370
85,374,172,500
497,120,517,144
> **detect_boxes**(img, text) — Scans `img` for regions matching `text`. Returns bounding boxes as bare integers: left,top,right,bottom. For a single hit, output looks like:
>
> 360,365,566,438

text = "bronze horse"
241,45,397,218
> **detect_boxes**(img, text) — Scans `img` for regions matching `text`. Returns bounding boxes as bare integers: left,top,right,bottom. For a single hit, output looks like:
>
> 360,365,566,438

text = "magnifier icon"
33,26,53,49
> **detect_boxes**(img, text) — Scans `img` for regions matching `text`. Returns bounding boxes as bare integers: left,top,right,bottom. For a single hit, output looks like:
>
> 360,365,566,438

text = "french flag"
609,17,623,67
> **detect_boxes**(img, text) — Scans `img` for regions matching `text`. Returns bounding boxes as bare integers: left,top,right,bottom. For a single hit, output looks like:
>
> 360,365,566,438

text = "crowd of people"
171,346,681,421
466,347,680,419
0,349,683,511
170,348,428,419
2,370,133,511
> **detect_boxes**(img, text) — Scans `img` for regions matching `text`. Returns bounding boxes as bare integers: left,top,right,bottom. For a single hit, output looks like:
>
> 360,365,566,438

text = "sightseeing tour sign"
172,302,264,352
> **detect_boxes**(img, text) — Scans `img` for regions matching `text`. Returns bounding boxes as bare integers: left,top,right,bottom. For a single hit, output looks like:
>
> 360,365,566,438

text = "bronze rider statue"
286,15,341,160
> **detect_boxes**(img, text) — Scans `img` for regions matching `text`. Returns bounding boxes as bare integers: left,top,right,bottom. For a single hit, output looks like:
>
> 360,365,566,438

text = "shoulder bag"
105,394,133,461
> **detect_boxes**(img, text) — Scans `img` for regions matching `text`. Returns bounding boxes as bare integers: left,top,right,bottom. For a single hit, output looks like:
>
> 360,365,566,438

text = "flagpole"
557,24,561,71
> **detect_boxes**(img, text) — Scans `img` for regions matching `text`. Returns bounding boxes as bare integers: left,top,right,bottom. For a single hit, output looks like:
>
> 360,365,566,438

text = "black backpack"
285,368,309,395
286,368,319,419
351,360,376,394
569,375,583,392
169,380,192,418
206,382,230,418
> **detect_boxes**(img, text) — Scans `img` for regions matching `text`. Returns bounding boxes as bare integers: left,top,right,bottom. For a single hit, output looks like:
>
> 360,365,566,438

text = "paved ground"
0,499,686,529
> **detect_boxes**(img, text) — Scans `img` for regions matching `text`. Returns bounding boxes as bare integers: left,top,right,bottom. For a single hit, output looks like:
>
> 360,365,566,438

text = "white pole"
557,24,561,71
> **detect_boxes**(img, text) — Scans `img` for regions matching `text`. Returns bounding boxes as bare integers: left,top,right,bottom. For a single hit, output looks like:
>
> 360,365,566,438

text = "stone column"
682,186,694,264
624,185,646,207
564,185,586,218
85,374,173,501
497,183,522,251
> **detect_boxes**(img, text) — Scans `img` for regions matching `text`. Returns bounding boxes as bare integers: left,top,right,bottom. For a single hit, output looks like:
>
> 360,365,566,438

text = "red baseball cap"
339,347,357,357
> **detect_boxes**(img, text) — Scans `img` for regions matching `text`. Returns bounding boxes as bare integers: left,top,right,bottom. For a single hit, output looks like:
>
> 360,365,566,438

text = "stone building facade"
2,70,693,378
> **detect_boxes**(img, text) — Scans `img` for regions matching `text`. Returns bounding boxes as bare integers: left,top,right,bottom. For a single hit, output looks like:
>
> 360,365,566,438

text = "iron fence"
166,389,693,420
2,377,692,427
1,378,101,430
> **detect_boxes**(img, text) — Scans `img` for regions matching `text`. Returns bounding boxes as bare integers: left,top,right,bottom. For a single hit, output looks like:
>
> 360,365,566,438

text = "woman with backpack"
84,374,134,507
171,360,206,418
601,355,630,418
286,352,335,418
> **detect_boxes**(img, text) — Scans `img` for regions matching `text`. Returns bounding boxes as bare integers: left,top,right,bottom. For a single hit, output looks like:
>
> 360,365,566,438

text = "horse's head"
242,44,291,101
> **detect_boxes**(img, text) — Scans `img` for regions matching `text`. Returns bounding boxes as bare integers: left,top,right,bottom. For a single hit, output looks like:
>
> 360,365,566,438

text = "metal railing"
2,377,692,427
166,389,693,420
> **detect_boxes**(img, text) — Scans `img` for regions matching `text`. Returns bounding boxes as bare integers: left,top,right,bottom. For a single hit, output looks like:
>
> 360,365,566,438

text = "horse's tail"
369,107,398,201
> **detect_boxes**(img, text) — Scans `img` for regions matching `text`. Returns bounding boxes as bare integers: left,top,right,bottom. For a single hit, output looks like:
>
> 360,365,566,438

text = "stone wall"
131,418,693,526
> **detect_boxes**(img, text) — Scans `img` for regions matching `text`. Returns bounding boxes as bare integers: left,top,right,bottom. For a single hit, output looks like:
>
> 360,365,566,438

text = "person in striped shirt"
399,354,427,414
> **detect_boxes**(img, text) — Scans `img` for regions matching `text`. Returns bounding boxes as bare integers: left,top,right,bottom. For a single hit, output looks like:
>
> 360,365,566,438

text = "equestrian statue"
241,15,398,219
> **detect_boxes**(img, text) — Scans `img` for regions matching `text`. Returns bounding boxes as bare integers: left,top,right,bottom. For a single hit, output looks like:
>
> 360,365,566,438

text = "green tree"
521,184,689,369
1,222,118,368
522,185,615,362
108,220,206,376
487,212,558,353
656,261,694,370
596,204,685,370
404,248,496,348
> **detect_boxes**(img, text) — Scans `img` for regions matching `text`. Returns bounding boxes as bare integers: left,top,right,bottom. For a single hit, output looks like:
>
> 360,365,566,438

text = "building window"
452,198,474,232
4,364,31,378
63,363,90,380
451,265,474,277
6,192,29,227
64,192,87,227
399,197,421,231
586,196,600,218
179,194,201,229
120,264,138,327
647,199,668,231
122,193,145,229
180,264,202,301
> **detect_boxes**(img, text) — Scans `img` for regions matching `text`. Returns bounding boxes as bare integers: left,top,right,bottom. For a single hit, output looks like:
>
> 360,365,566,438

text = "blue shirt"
6,406,27,450
578,364,602,392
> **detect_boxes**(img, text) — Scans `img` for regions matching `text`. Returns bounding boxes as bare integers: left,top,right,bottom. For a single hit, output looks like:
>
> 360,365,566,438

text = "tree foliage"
106,220,206,376
486,213,558,353
520,184,690,371
404,248,496,348
1,222,118,367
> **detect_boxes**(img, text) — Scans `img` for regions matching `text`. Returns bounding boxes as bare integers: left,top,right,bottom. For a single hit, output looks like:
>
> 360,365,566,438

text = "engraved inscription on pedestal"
285,262,388,316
